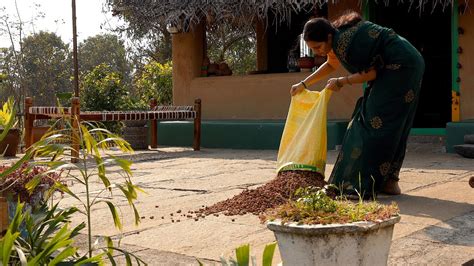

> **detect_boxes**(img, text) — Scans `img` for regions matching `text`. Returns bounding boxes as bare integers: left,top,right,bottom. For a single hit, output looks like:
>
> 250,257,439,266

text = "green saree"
328,21,425,196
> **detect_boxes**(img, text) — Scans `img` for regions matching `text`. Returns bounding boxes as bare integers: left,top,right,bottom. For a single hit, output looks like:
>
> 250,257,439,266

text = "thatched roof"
107,0,467,33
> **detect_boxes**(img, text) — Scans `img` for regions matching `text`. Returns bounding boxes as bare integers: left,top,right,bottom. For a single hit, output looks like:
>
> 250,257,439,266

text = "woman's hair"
303,18,335,42
303,10,363,42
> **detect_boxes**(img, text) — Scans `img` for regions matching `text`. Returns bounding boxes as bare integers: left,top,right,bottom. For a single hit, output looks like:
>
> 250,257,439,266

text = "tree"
78,34,131,84
206,24,256,75
20,31,71,106
134,61,172,106
81,63,128,112
0,2,46,109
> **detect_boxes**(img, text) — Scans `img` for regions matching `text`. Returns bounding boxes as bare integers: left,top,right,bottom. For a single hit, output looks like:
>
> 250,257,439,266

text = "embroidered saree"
328,21,425,196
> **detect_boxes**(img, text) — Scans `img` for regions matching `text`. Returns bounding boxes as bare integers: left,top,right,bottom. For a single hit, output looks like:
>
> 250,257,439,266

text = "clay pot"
208,63,219,75
32,126,49,143
0,129,20,157
122,120,148,150
297,57,315,69
218,62,232,76
314,55,327,67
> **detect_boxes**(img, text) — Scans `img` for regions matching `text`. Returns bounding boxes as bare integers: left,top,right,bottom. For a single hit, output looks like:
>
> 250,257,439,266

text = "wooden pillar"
256,20,268,72
150,98,158,149
193,99,201,151
24,97,33,149
71,97,80,163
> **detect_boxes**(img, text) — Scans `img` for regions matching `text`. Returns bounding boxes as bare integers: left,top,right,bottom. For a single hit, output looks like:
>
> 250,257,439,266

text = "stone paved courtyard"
54,142,474,265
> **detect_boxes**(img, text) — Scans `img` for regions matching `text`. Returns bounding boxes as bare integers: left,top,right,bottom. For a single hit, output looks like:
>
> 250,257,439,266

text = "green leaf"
101,200,123,230
262,242,277,266
105,236,114,256
111,156,132,175
47,246,77,265
0,152,32,180
235,244,250,266
14,246,27,266
0,97,16,142
132,204,141,226
25,176,41,194
1,231,21,265
105,251,117,266
53,181,82,202
75,253,104,265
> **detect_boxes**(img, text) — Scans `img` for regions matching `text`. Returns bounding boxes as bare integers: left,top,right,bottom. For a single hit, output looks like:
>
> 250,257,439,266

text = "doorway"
371,2,452,128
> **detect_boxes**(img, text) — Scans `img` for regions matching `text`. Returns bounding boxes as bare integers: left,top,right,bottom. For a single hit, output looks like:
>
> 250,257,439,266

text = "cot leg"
150,99,158,149
24,97,33,149
193,99,201,151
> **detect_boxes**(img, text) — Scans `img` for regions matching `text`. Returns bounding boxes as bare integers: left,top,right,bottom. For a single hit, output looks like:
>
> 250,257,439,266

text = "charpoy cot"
23,97,201,160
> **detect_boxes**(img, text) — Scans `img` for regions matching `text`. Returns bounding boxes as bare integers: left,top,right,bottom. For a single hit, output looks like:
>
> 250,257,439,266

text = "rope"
29,106,197,121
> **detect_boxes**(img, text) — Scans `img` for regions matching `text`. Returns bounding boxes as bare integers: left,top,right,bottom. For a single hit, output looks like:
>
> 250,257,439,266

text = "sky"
0,0,120,48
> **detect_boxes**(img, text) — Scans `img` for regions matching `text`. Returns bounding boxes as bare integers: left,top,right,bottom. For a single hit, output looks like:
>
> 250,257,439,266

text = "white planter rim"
267,215,400,236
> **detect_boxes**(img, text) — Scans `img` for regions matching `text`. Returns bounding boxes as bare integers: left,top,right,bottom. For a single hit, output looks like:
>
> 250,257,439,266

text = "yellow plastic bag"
277,88,332,175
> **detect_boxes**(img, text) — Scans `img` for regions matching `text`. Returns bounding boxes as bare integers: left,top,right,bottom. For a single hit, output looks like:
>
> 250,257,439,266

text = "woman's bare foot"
382,179,401,195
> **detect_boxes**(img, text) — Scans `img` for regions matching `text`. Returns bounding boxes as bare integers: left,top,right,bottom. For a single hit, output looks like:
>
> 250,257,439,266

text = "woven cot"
24,97,202,155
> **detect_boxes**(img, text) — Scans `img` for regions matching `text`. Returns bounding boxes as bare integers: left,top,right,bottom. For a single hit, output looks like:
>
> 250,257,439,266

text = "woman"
291,11,424,196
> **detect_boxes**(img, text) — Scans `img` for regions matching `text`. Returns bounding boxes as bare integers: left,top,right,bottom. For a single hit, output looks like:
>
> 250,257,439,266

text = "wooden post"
193,99,201,151
24,97,33,149
0,193,7,234
71,97,80,162
150,98,158,149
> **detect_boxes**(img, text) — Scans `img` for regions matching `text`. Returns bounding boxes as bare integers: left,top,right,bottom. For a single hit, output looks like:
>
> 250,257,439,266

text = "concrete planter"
0,128,20,156
267,216,400,266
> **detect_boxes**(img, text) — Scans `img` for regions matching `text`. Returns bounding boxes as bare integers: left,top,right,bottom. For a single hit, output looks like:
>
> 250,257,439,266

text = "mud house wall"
172,23,205,106
189,73,361,120
174,2,364,120
459,11,474,120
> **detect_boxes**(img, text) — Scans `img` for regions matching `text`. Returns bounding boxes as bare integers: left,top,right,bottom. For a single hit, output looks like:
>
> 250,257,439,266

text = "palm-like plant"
1,113,146,265
33,119,145,264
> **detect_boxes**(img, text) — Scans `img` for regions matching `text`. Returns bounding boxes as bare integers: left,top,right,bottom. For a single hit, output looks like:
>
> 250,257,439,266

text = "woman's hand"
290,82,305,96
326,77,343,92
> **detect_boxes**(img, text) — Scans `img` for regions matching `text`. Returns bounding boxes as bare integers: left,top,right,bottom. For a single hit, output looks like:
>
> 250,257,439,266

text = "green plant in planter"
0,163,63,206
263,185,401,265
262,185,399,225
0,201,91,265
0,97,20,156
31,120,146,264
1,119,146,265
198,242,277,266
0,97,17,135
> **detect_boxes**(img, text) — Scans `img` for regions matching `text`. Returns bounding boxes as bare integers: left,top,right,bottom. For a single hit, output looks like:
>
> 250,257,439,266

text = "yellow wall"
189,72,362,120
459,12,474,120
172,23,204,105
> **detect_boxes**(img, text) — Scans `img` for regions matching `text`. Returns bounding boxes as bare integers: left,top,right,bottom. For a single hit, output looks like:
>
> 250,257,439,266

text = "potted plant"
0,97,20,157
0,163,63,219
0,119,145,264
262,186,400,265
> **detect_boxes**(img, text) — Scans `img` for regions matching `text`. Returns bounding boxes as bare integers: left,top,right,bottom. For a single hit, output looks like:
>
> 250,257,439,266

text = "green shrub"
81,64,129,132
134,61,172,105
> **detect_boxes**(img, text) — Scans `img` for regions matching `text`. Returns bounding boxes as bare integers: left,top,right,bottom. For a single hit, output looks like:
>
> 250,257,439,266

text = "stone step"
453,144,474,159
464,134,474,144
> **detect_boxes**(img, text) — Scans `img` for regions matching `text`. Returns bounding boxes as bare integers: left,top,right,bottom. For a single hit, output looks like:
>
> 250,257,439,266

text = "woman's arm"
326,69,377,92
290,61,337,96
